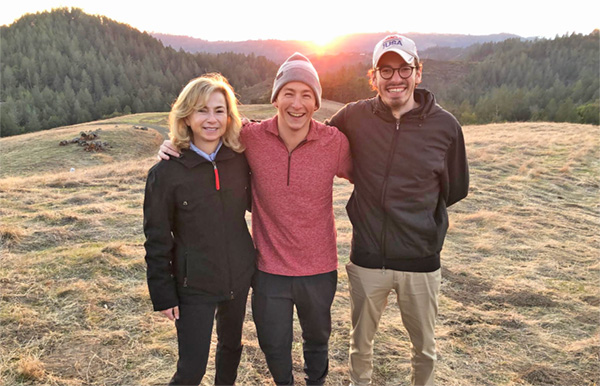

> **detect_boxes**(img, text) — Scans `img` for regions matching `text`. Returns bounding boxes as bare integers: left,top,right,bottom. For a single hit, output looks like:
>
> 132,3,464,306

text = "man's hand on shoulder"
158,140,180,160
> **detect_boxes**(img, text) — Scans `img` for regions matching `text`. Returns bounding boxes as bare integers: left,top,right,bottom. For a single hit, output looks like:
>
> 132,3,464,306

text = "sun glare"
309,35,339,56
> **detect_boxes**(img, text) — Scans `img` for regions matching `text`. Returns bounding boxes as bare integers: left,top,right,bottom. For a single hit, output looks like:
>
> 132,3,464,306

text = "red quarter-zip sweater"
241,116,353,276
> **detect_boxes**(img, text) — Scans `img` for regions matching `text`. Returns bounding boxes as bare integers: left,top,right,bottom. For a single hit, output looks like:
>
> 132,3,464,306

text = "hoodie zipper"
379,119,402,269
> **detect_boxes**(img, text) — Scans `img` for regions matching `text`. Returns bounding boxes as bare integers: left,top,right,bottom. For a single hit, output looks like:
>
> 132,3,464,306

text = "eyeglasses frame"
376,66,417,80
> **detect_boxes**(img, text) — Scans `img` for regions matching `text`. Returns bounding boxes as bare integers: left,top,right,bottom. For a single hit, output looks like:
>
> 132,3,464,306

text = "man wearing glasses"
327,35,469,386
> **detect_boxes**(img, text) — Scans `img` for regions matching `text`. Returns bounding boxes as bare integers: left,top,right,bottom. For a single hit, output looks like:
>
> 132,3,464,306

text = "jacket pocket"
173,248,188,286
183,251,188,286
184,247,226,296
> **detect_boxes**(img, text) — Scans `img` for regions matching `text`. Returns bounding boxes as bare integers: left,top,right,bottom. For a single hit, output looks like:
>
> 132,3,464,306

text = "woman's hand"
160,306,180,321
158,140,181,160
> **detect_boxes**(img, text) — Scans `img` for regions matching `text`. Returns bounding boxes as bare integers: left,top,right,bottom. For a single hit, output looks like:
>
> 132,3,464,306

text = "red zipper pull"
212,162,220,191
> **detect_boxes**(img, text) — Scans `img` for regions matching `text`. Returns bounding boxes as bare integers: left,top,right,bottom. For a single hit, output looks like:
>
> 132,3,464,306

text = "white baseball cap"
373,34,419,68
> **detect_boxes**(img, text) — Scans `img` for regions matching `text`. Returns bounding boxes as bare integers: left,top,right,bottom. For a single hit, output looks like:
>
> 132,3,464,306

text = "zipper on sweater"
379,119,401,268
280,138,307,186
287,153,292,186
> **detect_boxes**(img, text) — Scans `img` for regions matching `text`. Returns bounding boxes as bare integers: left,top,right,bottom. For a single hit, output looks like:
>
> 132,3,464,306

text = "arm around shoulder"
327,104,349,135
158,140,181,160
335,129,353,183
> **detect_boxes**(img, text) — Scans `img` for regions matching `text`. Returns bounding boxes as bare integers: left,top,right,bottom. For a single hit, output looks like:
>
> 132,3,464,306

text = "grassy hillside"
0,101,344,179
1,117,598,385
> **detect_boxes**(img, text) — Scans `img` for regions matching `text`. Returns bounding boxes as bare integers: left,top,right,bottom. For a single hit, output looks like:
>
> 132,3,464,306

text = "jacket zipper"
214,159,234,299
184,160,232,298
379,119,402,269
211,161,220,190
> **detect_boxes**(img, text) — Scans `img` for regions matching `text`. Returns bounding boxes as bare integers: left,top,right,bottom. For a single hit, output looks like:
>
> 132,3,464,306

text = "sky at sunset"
2,0,598,45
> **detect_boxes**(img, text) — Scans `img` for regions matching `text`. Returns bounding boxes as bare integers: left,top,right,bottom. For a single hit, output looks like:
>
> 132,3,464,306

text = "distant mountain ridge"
2,8,597,138
151,32,525,62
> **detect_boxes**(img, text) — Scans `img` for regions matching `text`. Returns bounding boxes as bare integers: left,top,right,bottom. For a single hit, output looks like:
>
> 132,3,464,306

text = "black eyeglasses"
376,66,416,80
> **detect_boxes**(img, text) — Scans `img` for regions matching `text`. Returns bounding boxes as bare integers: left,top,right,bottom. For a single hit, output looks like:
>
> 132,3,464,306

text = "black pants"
251,270,337,385
169,286,250,386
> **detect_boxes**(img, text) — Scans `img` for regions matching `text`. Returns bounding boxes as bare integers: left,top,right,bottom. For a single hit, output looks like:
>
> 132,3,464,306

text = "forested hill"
0,8,278,137
1,8,598,138
319,31,600,125
442,32,600,124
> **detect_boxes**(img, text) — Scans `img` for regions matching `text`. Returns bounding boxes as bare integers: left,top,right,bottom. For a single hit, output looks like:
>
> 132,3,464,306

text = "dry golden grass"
0,122,164,178
1,120,598,385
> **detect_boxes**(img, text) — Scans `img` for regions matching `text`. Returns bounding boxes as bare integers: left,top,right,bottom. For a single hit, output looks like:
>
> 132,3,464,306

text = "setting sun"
309,37,339,56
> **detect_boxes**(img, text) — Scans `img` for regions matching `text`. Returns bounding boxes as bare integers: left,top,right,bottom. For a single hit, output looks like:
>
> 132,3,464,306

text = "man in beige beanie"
158,52,352,386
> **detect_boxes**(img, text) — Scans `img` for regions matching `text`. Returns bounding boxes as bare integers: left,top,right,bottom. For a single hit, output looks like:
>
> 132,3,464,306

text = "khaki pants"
346,263,441,386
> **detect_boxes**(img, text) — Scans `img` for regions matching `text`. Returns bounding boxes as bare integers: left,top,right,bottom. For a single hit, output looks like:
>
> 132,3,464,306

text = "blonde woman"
143,73,255,385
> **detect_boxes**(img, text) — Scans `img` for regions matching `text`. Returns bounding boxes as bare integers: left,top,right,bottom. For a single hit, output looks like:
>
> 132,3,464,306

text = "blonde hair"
169,73,244,153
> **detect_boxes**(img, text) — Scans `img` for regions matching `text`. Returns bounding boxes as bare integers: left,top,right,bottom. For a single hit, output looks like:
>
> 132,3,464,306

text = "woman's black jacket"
143,146,255,311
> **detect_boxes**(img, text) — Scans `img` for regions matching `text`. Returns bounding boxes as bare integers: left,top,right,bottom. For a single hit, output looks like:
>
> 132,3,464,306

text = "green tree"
576,100,600,124
0,99,21,136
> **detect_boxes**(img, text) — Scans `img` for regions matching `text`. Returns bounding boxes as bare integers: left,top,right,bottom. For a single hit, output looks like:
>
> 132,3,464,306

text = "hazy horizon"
2,0,598,45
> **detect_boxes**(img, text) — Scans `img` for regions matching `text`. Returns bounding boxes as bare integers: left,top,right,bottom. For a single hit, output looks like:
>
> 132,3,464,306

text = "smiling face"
273,81,317,134
184,91,228,154
373,52,422,117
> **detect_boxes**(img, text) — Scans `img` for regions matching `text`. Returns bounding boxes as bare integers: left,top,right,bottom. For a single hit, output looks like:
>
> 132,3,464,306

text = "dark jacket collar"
173,145,236,169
